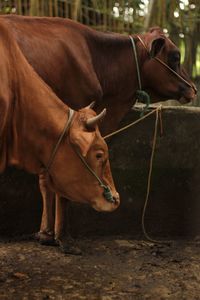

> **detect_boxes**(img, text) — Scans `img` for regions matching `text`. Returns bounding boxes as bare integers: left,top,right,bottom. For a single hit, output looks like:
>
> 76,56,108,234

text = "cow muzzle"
112,192,120,206
179,82,197,104
101,184,116,203
92,191,120,212
103,187,120,206
74,147,119,205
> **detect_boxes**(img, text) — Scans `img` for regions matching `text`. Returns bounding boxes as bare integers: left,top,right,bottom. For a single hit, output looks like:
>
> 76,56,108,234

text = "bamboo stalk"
49,0,53,17
17,0,22,15
30,0,39,16
72,0,80,20
65,0,68,18
144,0,158,30
54,0,58,17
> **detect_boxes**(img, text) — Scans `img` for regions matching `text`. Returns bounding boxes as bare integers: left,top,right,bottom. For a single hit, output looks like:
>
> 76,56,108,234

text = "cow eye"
96,151,103,160
170,52,180,64
168,51,180,70
173,54,180,63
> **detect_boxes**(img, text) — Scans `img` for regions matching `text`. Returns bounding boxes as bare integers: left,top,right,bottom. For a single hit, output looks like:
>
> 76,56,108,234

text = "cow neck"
5,47,70,174
87,32,146,134
45,108,75,173
89,33,138,97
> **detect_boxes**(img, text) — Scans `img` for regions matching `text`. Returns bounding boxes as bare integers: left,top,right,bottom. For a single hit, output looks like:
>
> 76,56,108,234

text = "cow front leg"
55,195,82,255
36,172,55,245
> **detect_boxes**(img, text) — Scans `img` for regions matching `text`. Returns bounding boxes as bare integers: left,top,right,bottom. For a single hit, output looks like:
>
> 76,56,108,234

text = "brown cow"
1,15,196,251
1,15,196,135
0,19,119,251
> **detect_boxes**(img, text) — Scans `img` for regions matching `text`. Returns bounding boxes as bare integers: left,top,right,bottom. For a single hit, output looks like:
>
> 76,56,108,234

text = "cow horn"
86,101,95,109
86,108,107,128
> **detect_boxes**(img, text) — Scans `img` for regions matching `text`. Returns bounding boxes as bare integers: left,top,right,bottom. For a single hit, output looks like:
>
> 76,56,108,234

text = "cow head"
136,27,197,104
48,106,120,212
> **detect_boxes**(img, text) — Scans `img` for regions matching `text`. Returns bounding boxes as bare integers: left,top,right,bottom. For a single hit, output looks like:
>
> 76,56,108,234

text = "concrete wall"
1,107,200,238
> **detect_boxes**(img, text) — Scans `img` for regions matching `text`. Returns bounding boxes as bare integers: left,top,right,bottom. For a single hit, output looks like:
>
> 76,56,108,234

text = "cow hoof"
55,239,82,255
35,231,56,246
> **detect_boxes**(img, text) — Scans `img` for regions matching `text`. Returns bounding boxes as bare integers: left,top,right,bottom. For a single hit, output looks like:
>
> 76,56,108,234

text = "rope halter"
136,34,195,90
45,108,115,203
45,108,75,173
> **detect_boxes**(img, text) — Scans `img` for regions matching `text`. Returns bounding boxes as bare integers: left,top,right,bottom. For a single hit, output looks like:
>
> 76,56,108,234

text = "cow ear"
148,27,163,34
149,37,165,58
70,129,95,157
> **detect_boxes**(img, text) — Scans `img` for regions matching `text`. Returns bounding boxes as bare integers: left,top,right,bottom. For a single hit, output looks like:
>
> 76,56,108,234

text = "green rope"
129,36,151,116
136,90,151,116
103,186,114,202
73,146,115,203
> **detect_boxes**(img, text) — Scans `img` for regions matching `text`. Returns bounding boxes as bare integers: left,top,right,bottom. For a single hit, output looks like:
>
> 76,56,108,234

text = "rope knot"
101,185,114,203
136,90,151,116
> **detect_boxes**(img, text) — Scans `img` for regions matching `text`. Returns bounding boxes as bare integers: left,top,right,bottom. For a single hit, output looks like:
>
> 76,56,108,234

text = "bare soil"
0,236,200,300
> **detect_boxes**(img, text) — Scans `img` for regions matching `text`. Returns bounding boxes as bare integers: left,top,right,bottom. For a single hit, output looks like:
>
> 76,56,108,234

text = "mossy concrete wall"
1,107,200,238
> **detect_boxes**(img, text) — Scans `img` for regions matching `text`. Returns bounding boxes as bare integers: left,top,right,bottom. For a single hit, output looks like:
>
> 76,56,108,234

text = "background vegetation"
0,0,199,94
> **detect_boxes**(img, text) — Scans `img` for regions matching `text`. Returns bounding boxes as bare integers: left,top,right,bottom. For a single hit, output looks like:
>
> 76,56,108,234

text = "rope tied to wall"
104,105,171,244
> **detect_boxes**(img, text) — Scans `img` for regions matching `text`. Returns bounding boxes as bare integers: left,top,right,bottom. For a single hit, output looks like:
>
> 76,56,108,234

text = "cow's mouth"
92,192,120,212
143,88,178,103
179,96,193,104
178,82,197,104
179,88,197,104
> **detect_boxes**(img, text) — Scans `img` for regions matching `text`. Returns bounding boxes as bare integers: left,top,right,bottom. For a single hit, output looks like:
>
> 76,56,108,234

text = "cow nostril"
102,185,120,205
191,83,197,94
111,197,116,204
112,194,120,205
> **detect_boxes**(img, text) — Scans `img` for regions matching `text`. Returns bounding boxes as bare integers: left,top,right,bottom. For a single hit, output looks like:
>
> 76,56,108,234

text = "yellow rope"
103,106,162,140
104,105,170,244
141,107,162,243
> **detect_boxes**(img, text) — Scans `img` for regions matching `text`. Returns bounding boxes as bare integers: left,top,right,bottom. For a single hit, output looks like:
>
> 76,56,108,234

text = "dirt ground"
0,236,200,300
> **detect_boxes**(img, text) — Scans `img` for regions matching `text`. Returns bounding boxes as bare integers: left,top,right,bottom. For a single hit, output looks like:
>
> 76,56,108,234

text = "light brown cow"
0,19,119,251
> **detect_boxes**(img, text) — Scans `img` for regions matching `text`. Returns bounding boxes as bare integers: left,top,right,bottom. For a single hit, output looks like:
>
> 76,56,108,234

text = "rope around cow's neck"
129,35,151,116
45,108,75,173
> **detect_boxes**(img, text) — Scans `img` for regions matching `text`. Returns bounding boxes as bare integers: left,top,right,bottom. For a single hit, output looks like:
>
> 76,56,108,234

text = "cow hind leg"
36,172,56,246
54,195,82,255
